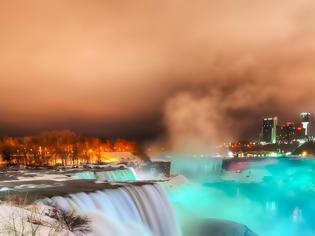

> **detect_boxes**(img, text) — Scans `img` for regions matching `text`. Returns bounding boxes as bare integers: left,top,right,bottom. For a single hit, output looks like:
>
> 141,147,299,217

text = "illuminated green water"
95,169,137,182
70,168,137,182
71,171,96,180
166,157,315,236
170,157,223,181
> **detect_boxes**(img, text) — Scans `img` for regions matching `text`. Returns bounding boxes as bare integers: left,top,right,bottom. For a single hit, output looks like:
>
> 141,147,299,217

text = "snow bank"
0,203,87,236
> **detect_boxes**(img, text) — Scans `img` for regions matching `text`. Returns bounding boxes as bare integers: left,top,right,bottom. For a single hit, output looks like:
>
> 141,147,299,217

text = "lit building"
278,122,296,144
300,112,312,136
277,122,306,143
295,124,306,140
260,117,278,144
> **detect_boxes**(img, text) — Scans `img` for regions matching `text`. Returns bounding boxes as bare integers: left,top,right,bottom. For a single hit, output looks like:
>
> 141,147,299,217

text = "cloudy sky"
0,0,314,143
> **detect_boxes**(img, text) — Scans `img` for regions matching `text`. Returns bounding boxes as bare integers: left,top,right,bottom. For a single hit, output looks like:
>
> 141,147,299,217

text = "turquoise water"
170,157,223,181
70,168,137,182
71,171,96,180
95,169,137,182
167,157,315,236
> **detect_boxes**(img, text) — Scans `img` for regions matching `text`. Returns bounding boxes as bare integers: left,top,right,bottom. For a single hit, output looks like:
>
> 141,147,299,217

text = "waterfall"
170,157,223,181
95,168,138,182
71,171,96,180
70,168,138,182
38,184,181,236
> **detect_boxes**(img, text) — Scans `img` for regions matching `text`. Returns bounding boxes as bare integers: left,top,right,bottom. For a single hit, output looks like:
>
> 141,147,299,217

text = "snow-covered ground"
0,203,84,236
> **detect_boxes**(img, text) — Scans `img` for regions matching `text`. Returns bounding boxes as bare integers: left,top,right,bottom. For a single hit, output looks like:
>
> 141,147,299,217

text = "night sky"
0,1,314,144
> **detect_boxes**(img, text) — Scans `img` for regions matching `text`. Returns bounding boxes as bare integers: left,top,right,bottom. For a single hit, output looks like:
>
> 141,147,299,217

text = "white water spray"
38,184,181,236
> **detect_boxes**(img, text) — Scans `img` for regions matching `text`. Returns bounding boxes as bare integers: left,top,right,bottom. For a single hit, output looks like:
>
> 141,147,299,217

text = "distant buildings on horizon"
229,112,314,158
260,112,312,145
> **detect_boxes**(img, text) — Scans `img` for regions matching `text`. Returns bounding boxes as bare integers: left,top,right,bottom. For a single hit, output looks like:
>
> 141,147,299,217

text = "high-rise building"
261,117,278,144
278,122,306,143
300,112,312,136
295,124,306,140
278,122,296,143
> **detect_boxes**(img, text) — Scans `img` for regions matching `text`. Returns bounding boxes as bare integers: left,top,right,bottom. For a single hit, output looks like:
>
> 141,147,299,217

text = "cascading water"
70,168,138,182
95,168,138,182
169,156,223,181
38,184,181,236
71,171,96,180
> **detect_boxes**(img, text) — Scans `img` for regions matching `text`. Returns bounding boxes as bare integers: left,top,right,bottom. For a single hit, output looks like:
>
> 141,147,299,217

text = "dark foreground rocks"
184,218,257,236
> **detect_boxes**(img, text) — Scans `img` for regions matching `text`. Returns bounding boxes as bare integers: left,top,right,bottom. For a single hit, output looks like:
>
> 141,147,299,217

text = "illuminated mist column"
300,112,311,136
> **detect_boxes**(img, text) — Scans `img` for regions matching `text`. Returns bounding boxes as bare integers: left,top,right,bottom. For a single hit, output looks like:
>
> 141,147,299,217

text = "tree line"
0,130,138,166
